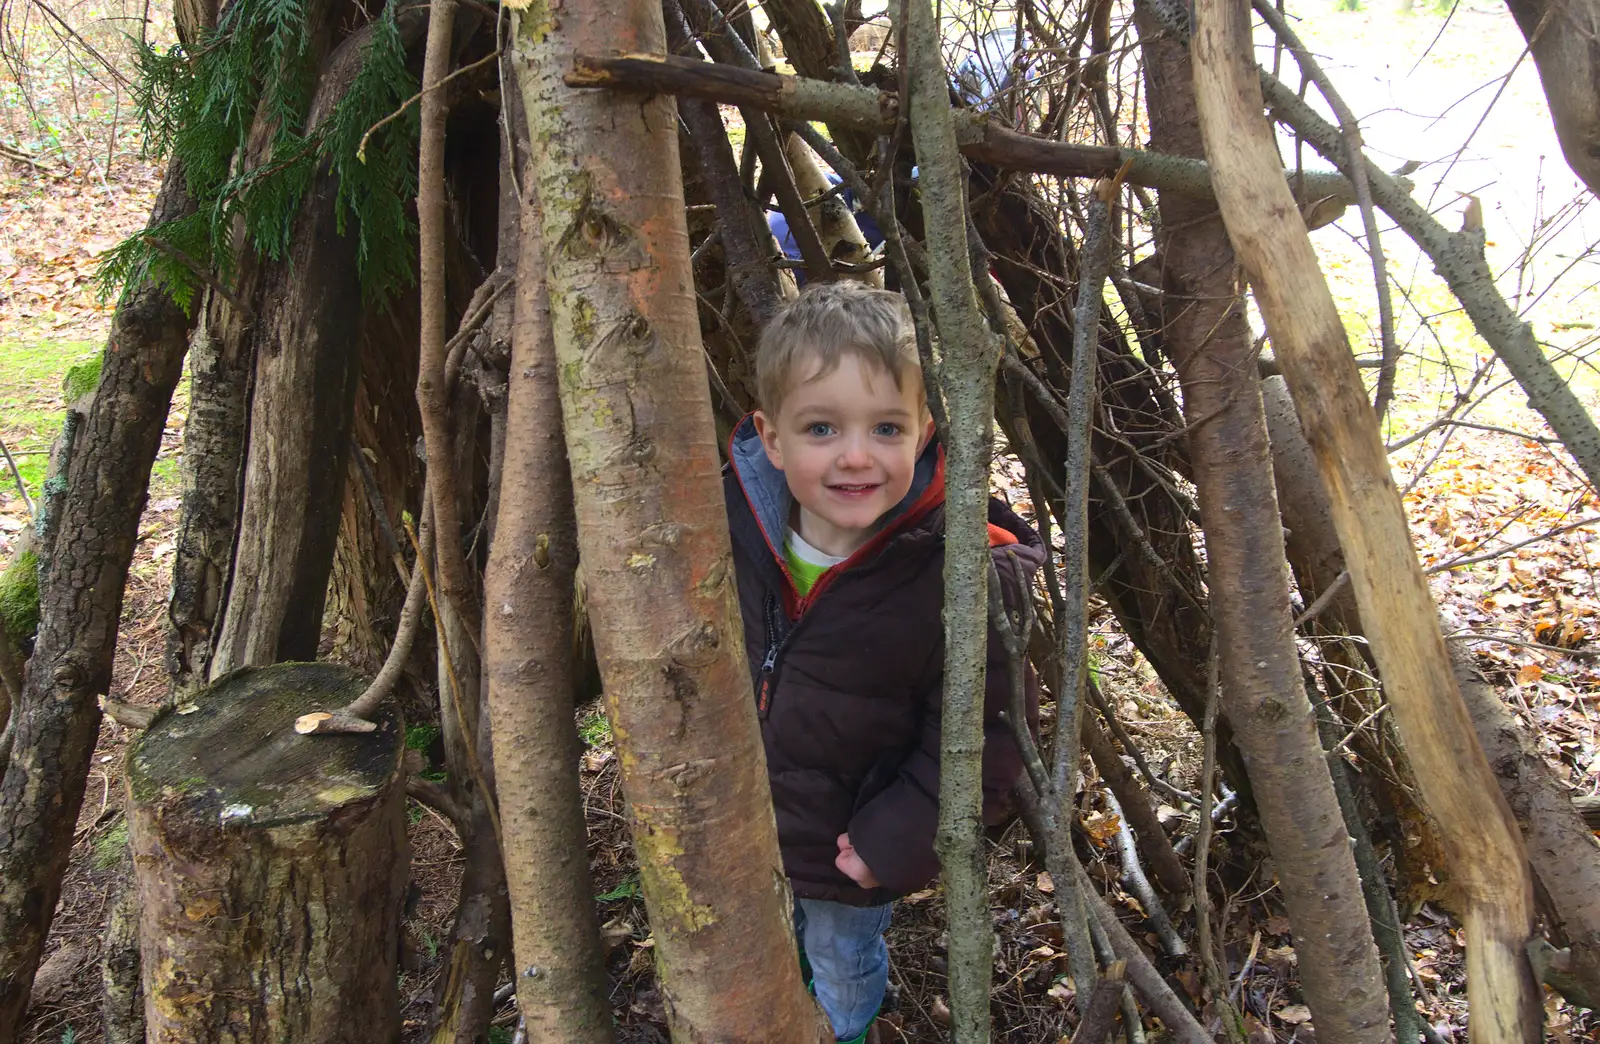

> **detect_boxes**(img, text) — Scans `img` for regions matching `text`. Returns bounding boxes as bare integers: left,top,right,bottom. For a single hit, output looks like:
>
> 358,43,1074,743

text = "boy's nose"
835,439,873,469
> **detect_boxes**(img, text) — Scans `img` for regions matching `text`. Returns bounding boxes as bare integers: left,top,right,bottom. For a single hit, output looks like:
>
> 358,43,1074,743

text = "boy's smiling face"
753,351,934,560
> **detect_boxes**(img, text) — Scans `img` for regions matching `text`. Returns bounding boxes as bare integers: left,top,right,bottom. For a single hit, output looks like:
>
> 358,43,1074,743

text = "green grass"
0,340,99,501
578,711,611,748
92,820,129,870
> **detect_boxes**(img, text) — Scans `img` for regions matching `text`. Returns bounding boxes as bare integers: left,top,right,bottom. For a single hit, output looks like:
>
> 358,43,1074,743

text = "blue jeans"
794,897,893,1041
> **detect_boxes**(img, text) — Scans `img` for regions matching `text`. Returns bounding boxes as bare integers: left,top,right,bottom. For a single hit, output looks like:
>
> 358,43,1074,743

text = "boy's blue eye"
873,423,902,437
806,423,835,437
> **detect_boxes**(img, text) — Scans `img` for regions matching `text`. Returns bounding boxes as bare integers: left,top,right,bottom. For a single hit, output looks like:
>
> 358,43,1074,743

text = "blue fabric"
767,175,887,286
795,897,893,1040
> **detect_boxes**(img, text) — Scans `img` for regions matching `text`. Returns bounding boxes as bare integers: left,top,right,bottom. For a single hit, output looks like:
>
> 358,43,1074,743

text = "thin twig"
1194,639,1224,983
1424,514,1600,574
357,47,503,163
1105,791,1186,955
444,271,513,390
1055,179,1112,881
0,434,33,515
148,238,249,316
1293,570,1350,628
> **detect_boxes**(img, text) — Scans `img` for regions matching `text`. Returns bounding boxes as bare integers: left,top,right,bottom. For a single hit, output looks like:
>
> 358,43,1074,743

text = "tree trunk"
126,662,407,1044
486,169,613,1044
326,295,423,682
101,864,144,1044
0,162,195,1039
166,296,252,692
1136,10,1390,1038
1189,0,1541,1036
1507,0,1600,199
209,28,378,675
512,2,827,1038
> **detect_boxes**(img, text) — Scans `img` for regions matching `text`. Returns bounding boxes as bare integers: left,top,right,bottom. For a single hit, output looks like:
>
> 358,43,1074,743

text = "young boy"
723,281,1043,1042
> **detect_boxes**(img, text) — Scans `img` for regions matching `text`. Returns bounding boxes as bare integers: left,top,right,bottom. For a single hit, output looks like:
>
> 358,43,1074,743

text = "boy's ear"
752,409,785,471
916,413,937,454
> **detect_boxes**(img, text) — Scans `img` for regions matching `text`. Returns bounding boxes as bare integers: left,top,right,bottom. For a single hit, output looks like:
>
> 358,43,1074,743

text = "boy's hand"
835,833,881,889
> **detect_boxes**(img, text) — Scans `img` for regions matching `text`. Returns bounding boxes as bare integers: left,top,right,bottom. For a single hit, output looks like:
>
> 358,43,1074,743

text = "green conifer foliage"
100,2,420,308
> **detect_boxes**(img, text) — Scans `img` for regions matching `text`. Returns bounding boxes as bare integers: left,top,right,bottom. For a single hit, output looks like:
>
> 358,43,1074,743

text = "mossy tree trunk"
512,2,827,1039
126,662,407,1044
0,162,197,1037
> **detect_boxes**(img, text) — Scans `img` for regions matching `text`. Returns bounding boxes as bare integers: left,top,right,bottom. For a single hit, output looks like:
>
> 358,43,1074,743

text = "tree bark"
1507,0,1600,199
487,172,613,1044
0,162,194,1039
903,0,1003,1037
126,662,407,1044
1189,0,1541,1037
512,2,827,1038
166,297,251,692
327,295,423,681
1136,11,1390,1039
100,872,144,1044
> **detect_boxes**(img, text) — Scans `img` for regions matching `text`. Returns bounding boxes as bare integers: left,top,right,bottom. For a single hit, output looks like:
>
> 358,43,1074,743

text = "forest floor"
4,0,1600,1042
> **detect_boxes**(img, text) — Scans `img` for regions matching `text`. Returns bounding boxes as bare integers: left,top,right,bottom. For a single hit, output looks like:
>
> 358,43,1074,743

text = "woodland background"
1,0,1600,1041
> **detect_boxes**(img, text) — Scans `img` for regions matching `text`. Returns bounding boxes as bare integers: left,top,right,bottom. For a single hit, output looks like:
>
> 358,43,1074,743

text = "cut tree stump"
126,661,407,1044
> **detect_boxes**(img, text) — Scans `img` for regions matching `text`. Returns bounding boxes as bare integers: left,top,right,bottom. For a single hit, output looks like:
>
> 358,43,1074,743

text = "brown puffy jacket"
725,416,1045,906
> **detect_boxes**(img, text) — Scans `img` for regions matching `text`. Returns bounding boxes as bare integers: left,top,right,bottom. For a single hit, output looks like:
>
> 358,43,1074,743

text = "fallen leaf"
1275,1003,1313,1025
1035,871,1054,894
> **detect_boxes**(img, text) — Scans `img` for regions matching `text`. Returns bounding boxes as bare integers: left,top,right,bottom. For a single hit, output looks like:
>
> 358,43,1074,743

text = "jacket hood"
728,412,945,557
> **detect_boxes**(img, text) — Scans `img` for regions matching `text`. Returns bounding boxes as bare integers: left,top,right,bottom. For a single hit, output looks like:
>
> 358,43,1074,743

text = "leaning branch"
564,52,1362,205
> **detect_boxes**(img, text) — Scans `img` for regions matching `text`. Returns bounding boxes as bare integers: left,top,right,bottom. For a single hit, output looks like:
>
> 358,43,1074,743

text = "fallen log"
565,51,1361,205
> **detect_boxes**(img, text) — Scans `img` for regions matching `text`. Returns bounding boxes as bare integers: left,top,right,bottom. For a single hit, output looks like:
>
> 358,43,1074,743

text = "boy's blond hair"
756,281,921,414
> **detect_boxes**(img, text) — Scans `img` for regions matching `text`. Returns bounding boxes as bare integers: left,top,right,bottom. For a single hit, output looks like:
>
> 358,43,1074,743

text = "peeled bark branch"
565,52,1363,205
1190,0,1541,1036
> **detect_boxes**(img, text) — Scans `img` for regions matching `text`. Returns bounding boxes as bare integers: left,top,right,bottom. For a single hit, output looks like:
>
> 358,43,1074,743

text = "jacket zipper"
757,593,790,718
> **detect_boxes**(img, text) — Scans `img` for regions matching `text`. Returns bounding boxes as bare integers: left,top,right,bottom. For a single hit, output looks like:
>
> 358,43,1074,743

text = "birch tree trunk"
1136,12,1389,1040
1190,0,1540,1036
512,2,826,1039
